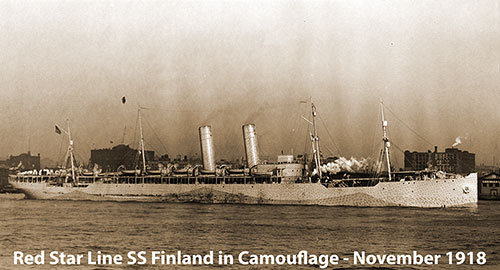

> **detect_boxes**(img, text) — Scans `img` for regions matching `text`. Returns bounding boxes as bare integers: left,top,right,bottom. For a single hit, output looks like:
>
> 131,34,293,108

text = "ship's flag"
55,125,62,135
121,96,126,104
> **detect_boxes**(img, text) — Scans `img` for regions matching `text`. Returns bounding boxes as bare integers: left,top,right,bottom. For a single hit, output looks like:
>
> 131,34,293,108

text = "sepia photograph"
0,0,499,269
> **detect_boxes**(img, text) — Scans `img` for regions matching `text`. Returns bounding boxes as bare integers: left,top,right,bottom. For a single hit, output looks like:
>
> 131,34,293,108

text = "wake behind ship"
9,102,478,208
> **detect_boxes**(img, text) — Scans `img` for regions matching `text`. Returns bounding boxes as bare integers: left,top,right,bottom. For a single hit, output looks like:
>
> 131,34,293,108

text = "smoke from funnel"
199,125,216,171
242,124,260,168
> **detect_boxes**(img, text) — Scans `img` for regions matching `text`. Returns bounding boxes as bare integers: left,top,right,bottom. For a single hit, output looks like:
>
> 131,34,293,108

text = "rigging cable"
303,113,311,161
389,140,414,170
132,109,140,167
56,134,65,167
322,144,336,156
143,116,169,154
383,104,434,147
318,113,342,156
370,105,382,160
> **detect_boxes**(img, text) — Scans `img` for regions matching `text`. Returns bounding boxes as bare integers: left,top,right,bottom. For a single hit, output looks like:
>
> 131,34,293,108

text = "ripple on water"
1,201,499,269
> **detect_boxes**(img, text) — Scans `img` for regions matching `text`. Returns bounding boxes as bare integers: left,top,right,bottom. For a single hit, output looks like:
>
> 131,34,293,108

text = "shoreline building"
404,146,475,174
90,144,155,172
6,151,41,171
479,172,500,200
476,163,500,177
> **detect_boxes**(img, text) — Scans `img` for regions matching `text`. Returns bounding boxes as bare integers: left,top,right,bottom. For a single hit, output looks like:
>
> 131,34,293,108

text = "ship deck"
9,173,457,188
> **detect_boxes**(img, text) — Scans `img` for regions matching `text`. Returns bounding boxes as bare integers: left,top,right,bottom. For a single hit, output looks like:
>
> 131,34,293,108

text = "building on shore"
404,146,475,174
90,144,155,172
479,172,500,200
4,151,41,171
476,163,499,177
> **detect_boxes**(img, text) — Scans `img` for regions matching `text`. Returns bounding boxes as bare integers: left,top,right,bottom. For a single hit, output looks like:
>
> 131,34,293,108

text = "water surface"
1,198,498,269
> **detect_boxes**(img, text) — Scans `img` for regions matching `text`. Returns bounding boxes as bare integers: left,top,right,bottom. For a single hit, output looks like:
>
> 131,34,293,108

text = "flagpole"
67,119,76,183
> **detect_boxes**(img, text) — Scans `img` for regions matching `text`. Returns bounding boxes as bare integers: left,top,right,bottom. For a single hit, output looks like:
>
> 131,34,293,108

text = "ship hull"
9,173,477,208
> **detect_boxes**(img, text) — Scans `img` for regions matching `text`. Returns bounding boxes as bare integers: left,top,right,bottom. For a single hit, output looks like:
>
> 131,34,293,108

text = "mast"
380,100,392,181
67,119,76,182
138,106,147,174
311,103,322,178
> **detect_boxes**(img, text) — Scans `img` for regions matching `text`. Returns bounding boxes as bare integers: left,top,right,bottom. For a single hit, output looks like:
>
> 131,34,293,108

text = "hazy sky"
1,0,499,167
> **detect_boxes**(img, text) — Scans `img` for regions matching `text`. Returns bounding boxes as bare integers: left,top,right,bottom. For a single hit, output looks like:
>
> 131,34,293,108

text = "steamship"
9,103,477,208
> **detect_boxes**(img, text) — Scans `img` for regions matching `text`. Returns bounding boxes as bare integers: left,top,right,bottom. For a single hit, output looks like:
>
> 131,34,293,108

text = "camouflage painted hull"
9,173,477,208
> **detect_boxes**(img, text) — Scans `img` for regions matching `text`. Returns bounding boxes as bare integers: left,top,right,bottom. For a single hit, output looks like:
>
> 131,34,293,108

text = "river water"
0,197,498,269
